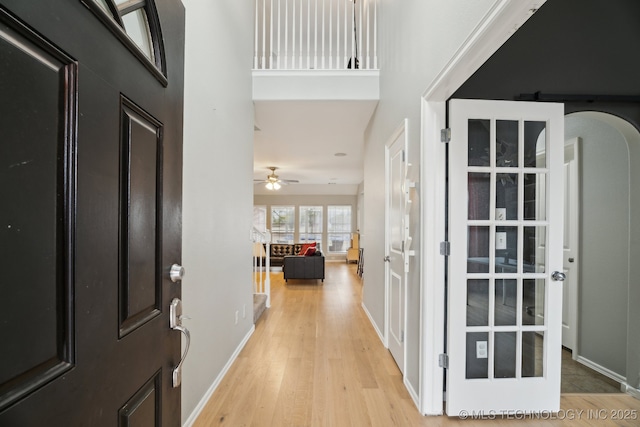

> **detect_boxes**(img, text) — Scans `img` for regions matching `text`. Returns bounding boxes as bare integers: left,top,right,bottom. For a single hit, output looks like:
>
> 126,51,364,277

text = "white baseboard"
622,384,640,399
404,376,420,410
361,301,385,346
182,326,255,427
575,355,626,384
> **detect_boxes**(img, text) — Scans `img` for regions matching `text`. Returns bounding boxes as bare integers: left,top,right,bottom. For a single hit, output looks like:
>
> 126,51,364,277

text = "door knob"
552,271,566,282
568,258,575,263
384,256,390,262
170,264,185,282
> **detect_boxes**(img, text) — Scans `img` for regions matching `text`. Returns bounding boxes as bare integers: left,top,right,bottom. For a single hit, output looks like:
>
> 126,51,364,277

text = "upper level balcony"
253,0,379,102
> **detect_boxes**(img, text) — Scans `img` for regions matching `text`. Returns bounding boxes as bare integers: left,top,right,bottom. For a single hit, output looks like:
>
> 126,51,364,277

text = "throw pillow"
304,247,316,256
298,242,316,255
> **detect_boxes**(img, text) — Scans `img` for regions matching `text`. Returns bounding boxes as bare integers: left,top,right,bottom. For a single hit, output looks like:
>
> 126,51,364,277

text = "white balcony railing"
254,0,377,70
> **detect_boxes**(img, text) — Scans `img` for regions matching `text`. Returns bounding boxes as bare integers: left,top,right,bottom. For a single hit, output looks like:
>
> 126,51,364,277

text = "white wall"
361,0,500,399
565,113,632,378
181,0,255,424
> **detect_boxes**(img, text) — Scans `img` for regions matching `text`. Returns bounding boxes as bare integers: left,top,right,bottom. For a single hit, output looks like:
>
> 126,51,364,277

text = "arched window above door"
84,0,167,85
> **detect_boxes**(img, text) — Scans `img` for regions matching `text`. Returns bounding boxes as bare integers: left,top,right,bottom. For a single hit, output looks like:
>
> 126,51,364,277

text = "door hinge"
400,330,404,343
439,353,449,369
440,241,450,256
441,128,451,143
402,149,406,162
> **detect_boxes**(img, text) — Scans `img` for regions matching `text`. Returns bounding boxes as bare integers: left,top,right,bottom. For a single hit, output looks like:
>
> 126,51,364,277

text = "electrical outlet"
496,232,507,250
235,310,239,325
476,341,488,359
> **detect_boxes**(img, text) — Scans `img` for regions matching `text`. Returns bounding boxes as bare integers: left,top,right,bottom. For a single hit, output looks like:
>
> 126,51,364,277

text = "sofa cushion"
303,247,316,256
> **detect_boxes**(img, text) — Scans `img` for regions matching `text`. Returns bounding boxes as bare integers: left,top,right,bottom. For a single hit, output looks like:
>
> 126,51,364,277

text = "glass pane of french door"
447,99,564,415
466,112,548,378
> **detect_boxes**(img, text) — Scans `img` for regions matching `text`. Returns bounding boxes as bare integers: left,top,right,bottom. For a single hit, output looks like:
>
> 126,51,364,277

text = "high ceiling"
253,99,377,195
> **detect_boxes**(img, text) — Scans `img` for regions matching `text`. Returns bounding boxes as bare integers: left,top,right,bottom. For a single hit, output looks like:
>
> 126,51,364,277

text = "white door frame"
562,138,580,353
418,0,547,416
385,119,409,373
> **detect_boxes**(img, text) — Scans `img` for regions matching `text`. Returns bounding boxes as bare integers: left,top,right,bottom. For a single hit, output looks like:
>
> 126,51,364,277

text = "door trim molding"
418,0,546,416
421,0,545,102
563,137,580,355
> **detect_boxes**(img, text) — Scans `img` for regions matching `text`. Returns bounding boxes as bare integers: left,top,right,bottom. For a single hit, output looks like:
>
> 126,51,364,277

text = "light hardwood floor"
193,263,640,426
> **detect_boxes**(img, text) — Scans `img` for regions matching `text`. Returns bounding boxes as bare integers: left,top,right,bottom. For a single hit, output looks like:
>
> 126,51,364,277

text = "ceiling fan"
254,166,299,190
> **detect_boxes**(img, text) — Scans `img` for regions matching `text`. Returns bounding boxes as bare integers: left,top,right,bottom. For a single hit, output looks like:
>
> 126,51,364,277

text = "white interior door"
447,99,565,415
562,138,580,351
386,121,408,374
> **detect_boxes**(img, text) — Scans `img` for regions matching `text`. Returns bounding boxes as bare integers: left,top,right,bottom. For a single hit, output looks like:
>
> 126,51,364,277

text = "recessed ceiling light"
334,152,347,157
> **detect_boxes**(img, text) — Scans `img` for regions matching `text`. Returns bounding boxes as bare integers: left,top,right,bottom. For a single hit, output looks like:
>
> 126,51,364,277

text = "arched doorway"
562,111,640,393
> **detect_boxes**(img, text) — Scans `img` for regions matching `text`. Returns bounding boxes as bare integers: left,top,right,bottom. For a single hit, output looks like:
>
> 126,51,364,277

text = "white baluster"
277,0,281,69
313,0,318,69
366,0,370,69
330,0,333,69
358,0,362,69
306,0,310,68
321,0,325,69
269,0,274,69
265,230,271,307
350,0,354,68
374,0,377,69
285,0,288,69
298,0,303,69
343,0,347,68
254,0,258,69
292,0,296,69
335,0,339,69
262,0,266,69
299,0,303,68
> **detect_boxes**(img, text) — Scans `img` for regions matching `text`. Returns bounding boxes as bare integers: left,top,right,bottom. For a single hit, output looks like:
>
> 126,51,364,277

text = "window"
271,206,295,244
253,205,267,232
83,0,166,83
327,205,352,252
299,206,322,245
120,6,155,61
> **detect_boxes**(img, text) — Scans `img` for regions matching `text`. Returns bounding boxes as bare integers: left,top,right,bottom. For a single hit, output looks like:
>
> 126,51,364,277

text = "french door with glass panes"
446,99,565,415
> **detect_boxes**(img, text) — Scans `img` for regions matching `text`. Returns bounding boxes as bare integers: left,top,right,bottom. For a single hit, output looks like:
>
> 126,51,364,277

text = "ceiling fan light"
265,182,274,190
273,182,281,190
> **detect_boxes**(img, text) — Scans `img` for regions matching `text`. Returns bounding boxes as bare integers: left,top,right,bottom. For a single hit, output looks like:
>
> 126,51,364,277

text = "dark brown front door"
0,0,184,425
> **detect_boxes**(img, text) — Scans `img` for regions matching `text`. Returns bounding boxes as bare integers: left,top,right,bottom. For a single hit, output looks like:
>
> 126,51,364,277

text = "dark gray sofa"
282,253,325,282
262,243,321,267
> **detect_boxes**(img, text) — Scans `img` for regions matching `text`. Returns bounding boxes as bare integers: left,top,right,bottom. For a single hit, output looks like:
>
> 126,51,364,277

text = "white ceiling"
253,99,377,195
